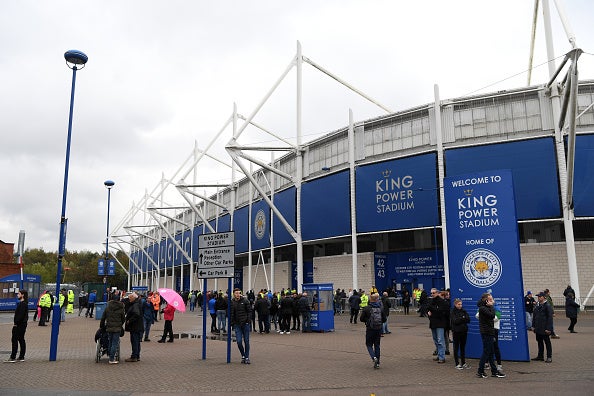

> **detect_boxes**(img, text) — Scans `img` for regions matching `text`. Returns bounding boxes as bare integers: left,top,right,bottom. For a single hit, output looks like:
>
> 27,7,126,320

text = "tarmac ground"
0,307,593,395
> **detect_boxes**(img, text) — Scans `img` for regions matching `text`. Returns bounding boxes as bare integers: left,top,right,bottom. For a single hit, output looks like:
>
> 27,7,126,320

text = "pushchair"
95,327,120,363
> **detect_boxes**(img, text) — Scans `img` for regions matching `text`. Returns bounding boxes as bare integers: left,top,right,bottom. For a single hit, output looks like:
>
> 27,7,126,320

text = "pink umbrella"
157,288,186,312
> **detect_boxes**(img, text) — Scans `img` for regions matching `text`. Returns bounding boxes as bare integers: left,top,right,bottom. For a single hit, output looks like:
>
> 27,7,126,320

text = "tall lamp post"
104,180,115,297
50,50,88,362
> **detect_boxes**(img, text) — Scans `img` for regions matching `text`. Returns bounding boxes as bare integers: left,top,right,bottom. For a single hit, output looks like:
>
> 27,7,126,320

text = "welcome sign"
444,169,529,361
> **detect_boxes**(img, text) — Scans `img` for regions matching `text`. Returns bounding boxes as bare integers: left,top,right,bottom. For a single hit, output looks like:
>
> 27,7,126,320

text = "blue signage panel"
573,134,594,216
445,138,560,220
291,261,313,290
374,251,444,293
98,259,105,276
302,171,351,241
234,268,243,291
356,153,439,233
272,187,296,246
107,259,116,276
444,169,529,361
251,199,271,251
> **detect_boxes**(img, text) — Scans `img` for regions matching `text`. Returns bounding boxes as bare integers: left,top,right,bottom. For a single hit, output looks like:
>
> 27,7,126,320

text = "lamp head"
64,50,88,69
104,180,115,189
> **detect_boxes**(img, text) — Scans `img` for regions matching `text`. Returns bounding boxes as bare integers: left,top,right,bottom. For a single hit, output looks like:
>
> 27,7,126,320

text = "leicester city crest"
462,248,502,288
254,209,266,240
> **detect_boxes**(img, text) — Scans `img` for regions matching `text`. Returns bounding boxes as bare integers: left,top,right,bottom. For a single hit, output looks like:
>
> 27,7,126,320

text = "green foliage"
22,248,129,288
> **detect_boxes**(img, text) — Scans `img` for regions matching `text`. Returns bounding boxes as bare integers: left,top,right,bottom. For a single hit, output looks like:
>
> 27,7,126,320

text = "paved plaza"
1,308,593,395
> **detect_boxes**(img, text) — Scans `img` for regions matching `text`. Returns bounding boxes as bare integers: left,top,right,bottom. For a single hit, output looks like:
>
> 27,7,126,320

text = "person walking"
124,292,144,362
476,293,506,378
86,290,97,318
230,288,252,364
402,290,411,315
100,296,125,364
450,298,470,370
565,292,579,333
360,293,386,369
158,302,176,343
78,290,88,316
4,290,28,363
531,291,553,362
348,290,361,324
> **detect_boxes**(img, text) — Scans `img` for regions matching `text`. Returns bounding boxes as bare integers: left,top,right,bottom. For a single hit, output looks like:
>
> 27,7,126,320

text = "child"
450,298,471,369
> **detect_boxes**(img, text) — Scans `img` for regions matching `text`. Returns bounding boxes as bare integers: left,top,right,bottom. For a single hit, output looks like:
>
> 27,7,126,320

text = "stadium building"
112,43,593,306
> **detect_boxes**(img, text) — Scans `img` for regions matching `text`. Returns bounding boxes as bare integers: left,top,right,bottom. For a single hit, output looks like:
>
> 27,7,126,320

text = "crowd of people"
4,283,583,370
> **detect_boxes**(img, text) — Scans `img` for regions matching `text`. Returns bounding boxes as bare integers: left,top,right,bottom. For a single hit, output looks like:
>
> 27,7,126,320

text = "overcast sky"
1,0,593,254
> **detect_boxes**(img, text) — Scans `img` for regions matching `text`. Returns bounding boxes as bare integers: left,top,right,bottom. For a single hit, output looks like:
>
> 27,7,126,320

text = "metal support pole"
51,49,87,361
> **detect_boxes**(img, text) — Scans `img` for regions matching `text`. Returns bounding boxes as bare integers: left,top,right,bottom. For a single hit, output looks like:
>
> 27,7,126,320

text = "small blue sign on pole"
98,259,105,276
107,259,116,276
444,169,529,361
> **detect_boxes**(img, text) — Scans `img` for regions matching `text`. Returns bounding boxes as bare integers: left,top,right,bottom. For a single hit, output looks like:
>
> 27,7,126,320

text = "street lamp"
104,180,115,260
50,50,88,362
103,180,115,300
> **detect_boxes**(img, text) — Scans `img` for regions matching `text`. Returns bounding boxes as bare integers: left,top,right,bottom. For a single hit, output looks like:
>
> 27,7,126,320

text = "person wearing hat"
531,292,553,363
524,291,536,329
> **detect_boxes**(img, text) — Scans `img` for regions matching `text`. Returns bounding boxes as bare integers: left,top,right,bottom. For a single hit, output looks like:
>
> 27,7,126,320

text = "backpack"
368,306,383,330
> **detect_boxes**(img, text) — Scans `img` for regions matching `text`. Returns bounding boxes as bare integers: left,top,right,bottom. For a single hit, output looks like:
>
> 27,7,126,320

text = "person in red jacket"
157,303,176,343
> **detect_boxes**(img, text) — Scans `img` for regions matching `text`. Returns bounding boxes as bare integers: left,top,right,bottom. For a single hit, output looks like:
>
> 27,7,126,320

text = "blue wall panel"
356,153,439,232
273,187,296,246
445,138,560,220
192,226,204,262
234,206,249,254
574,134,594,216
302,171,351,241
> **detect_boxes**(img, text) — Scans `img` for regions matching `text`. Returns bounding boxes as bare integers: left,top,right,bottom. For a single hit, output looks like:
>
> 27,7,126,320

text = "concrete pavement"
1,308,593,395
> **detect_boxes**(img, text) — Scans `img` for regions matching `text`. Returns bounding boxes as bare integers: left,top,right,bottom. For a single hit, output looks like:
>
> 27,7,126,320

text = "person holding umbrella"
230,288,252,364
158,302,176,343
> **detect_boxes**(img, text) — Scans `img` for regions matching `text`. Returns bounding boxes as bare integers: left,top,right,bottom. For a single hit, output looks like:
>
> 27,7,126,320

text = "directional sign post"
197,231,235,362
198,232,235,279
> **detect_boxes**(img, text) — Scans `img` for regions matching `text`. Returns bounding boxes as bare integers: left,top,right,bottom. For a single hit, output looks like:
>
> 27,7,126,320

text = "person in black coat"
279,291,294,334
254,294,271,334
5,290,28,362
476,293,506,378
124,293,144,362
565,293,580,333
450,298,470,369
348,290,361,324
230,288,252,364
531,292,554,362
